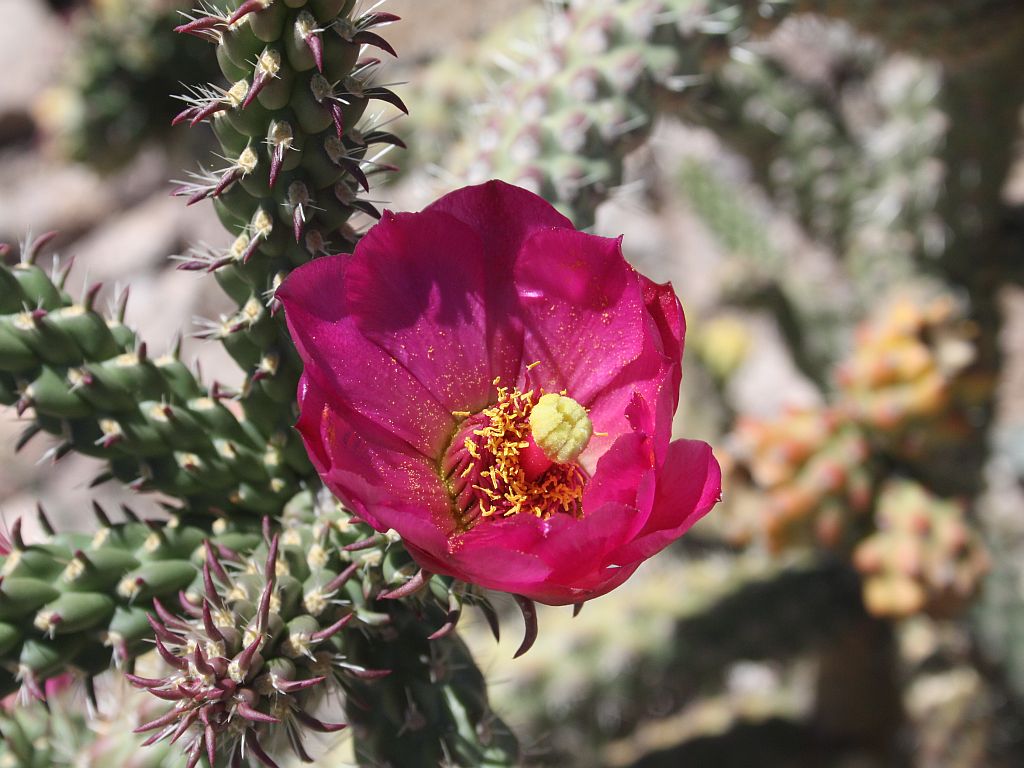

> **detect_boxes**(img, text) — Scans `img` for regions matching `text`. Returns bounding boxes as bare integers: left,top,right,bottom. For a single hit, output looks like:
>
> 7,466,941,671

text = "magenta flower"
279,181,721,605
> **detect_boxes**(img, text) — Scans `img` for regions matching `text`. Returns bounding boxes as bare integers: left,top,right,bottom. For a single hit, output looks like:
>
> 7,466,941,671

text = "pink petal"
582,432,657,532
404,503,640,605
425,180,574,277
513,229,641,399
295,375,331,475
280,255,457,458
295,376,450,532
605,439,722,564
639,274,685,393
342,209,522,415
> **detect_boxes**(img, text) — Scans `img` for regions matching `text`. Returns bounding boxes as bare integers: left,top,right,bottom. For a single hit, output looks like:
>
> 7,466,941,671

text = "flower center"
442,379,592,530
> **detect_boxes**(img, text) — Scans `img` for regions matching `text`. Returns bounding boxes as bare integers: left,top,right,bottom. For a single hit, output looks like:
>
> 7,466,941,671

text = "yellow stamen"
444,378,588,528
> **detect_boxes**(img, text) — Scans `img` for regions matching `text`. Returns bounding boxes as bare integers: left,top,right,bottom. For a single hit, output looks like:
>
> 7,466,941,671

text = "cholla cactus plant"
4,0,1024,765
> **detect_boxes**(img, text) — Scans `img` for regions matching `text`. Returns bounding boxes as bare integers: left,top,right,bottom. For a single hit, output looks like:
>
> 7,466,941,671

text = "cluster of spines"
128,534,351,767
125,494,518,766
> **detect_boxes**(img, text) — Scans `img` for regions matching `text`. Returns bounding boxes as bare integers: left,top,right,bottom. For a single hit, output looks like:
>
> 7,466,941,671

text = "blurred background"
1,0,1024,765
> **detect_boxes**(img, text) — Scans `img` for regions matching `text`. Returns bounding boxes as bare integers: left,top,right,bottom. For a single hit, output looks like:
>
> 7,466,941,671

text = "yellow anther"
528,393,593,464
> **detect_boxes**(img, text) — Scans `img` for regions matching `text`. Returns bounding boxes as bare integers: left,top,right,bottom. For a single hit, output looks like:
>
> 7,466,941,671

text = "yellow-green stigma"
529,392,593,464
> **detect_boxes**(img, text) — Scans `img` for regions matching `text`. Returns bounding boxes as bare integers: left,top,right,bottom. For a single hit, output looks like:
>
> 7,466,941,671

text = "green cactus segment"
692,22,947,301
0,491,514,764
0,504,261,699
171,0,405,441
125,493,513,767
0,246,308,517
4,0,407,518
424,0,788,228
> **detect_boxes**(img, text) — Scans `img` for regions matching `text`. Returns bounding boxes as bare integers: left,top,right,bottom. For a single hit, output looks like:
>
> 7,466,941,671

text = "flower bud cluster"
853,480,988,618
836,293,991,463
729,292,989,619
733,407,874,552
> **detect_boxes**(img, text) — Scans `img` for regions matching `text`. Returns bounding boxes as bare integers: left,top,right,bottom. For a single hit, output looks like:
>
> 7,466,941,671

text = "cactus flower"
280,181,721,605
